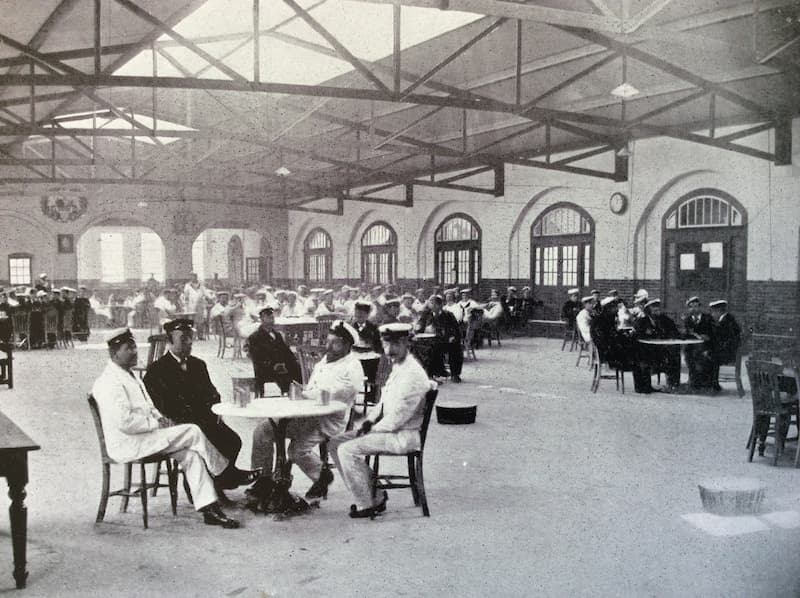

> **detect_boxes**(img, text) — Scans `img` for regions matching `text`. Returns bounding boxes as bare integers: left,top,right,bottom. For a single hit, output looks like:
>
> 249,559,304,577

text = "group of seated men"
562,287,741,394
0,273,92,346
91,313,434,527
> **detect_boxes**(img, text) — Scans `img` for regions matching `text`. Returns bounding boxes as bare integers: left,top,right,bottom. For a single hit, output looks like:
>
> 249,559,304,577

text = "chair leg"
591,363,600,393
748,420,757,462
96,464,111,523
746,424,753,450
408,454,420,506
415,456,430,517
370,456,380,500
166,460,178,516
120,463,132,513
140,463,149,529
151,461,162,497
182,472,193,505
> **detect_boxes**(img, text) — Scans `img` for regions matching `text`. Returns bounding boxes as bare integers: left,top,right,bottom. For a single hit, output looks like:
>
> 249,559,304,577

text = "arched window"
531,204,594,313
434,214,481,287
227,235,243,287
361,222,397,284
304,228,332,283
664,192,743,229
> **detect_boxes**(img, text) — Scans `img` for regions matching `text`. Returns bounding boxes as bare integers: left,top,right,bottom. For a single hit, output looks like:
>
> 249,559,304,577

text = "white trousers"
251,418,326,482
328,430,420,509
161,423,228,511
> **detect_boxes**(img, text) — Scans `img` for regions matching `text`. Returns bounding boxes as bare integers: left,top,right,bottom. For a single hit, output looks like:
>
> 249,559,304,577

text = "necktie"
180,358,188,372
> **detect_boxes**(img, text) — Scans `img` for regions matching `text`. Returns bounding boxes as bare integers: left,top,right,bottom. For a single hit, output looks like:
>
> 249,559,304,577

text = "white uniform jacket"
305,352,365,437
366,355,433,452
91,360,169,463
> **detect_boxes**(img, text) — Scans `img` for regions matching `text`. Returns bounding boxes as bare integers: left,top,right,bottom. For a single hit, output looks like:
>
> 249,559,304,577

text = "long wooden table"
0,412,39,589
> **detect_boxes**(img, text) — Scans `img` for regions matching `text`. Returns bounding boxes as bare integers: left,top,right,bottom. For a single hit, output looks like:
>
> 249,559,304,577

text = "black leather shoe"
305,468,334,500
451,375,462,383
217,467,261,490
245,477,275,500
201,504,240,529
348,491,388,519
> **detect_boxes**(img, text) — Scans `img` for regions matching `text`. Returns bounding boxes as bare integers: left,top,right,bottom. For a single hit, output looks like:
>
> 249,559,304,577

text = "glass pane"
437,217,477,241
307,230,331,249
363,224,394,246
458,249,469,285
583,243,591,287
8,257,31,285
542,246,557,286
534,247,541,285
561,245,578,286
472,250,478,284
731,207,741,226
666,211,677,229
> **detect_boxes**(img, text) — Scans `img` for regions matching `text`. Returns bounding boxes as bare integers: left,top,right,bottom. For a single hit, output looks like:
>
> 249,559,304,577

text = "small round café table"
212,397,347,519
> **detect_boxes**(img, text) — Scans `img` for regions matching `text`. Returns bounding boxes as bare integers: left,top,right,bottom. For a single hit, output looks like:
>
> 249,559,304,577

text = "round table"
637,338,704,346
212,398,346,518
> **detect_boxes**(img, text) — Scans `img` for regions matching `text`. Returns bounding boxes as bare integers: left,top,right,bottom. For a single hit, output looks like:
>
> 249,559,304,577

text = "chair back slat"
145,334,168,366
419,388,438,449
746,360,784,414
87,395,112,464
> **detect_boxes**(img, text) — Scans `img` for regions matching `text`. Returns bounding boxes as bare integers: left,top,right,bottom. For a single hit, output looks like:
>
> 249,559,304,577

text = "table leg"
6,452,29,589
267,418,312,519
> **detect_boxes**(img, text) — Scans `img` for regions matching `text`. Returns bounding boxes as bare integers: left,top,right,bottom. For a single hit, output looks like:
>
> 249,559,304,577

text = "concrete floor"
1,333,799,598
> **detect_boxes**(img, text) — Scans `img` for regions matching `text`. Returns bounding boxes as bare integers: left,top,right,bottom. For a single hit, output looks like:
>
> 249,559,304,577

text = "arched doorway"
530,203,594,318
192,228,269,287
434,214,481,289
304,227,333,283
662,189,747,316
361,221,397,284
77,224,165,287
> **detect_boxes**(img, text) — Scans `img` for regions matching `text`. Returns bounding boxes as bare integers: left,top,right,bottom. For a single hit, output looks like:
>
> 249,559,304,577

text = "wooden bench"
527,319,566,338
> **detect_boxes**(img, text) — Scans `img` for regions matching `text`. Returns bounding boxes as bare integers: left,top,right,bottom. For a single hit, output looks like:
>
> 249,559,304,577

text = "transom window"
665,193,743,229
304,228,332,283
8,254,32,285
361,222,397,285
434,215,481,287
533,207,591,237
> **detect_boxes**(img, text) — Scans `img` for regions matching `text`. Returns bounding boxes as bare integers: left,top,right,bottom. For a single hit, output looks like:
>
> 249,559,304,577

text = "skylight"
42,110,197,145
115,0,481,86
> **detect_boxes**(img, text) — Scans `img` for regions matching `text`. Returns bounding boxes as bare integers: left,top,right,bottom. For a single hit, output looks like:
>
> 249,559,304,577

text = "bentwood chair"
88,395,180,529
11,312,29,350
131,334,168,379
44,311,59,349
368,388,438,517
213,316,227,358
746,360,793,466
462,317,478,361
561,325,579,352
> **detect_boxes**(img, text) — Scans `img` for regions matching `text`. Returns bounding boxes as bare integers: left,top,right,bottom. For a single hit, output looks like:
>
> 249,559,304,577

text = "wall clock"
609,191,628,215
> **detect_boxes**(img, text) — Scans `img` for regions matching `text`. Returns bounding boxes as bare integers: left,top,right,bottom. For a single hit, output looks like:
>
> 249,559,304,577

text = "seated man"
682,296,715,391
144,319,255,484
92,328,247,528
351,300,382,353
575,296,594,343
560,288,581,329
249,320,365,506
246,306,301,394
415,294,462,382
328,323,433,518
633,299,681,393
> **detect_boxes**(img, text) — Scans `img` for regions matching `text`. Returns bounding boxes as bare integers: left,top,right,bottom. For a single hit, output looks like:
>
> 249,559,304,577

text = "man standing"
246,307,301,393
328,323,433,518
249,320,364,505
709,299,741,392
415,295,462,382
144,320,255,482
183,273,208,340
92,328,242,528
351,300,382,353
73,286,91,341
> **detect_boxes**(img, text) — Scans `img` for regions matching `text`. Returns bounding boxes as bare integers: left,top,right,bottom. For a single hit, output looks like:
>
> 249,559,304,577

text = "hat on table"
105,327,135,348
709,300,728,308
567,288,579,295
685,296,700,306
163,318,194,335
644,299,661,309
329,320,359,345
379,323,413,340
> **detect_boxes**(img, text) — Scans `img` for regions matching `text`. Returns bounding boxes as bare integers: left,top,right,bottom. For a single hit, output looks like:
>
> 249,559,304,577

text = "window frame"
361,221,397,285
8,253,32,286
531,203,594,289
433,214,481,288
303,227,333,283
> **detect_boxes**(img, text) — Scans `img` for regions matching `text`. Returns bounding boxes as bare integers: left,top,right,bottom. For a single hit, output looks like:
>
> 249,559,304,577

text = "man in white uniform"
328,323,434,518
91,328,243,528
249,320,364,503
576,296,594,343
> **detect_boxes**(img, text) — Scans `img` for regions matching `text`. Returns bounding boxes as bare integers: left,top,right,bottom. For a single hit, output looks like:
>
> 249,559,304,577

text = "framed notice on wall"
57,233,74,254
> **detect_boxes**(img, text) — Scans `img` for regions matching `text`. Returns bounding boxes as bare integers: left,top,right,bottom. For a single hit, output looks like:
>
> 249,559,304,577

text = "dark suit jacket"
682,312,714,338
144,353,220,426
561,300,580,325
351,320,382,353
712,313,741,364
416,309,461,343
246,326,301,386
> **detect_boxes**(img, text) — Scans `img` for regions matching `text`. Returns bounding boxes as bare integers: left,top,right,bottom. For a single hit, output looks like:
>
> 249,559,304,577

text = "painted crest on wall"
41,189,88,222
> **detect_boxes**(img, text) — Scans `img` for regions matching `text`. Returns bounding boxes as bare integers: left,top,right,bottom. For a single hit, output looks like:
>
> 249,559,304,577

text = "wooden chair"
0,342,12,389
590,344,625,393
368,388,437,517
746,360,793,466
44,311,59,350
361,354,392,415
213,316,227,358
11,312,29,350
131,334,168,379
59,309,74,348
87,395,179,528
575,338,592,367
481,319,502,347
462,318,478,361
561,324,578,352
296,344,325,384
718,341,746,397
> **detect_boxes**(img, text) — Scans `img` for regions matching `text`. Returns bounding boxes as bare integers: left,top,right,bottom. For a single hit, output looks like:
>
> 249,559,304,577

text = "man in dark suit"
709,299,742,392
682,296,715,391
415,294,463,382
633,299,681,392
144,318,258,490
246,307,301,393
560,288,581,328
350,300,382,353
143,320,237,458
